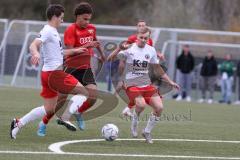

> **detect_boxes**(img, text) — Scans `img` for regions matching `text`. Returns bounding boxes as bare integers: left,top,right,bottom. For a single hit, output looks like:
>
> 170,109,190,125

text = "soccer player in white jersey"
107,27,179,143
10,4,89,139
116,22,165,118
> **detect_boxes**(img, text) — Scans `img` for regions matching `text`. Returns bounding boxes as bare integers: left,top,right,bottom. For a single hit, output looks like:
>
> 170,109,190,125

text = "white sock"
144,113,160,133
69,95,87,114
18,106,46,127
131,111,139,129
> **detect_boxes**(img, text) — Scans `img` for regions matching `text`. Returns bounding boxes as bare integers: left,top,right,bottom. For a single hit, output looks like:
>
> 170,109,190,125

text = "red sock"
78,100,91,113
42,113,54,124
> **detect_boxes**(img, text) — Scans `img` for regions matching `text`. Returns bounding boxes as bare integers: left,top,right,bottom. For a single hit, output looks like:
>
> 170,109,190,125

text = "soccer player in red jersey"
10,4,89,139
127,20,153,46
40,2,106,131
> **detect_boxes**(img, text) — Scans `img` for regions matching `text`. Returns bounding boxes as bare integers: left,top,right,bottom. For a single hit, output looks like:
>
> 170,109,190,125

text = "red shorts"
126,85,158,106
40,70,78,98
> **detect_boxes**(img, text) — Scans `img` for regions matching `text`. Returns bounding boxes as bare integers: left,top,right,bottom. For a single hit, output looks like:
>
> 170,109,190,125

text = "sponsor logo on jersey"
88,29,94,34
133,59,148,68
145,54,150,59
79,36,94,44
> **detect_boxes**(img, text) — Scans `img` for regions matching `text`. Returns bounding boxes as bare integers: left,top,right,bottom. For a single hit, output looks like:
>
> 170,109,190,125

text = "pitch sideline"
1,138,240,159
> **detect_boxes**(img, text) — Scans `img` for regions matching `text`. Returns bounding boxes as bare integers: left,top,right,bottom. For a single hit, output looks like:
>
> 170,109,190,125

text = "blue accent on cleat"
37,121,46,137
74,114,85,131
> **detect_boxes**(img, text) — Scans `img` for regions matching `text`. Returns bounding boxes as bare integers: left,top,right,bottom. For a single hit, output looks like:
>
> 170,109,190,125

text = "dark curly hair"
74,2,93,16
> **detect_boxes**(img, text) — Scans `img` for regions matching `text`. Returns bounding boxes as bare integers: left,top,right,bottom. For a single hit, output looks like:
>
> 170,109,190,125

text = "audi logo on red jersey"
79,36,94,44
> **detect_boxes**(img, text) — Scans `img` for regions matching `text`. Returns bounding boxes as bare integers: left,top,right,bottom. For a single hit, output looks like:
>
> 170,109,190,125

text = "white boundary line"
1,150,240,160
46,138,240,159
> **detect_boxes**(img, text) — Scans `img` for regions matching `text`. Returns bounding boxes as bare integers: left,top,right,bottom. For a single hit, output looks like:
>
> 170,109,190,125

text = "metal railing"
0,19,8,83
1,19,240,90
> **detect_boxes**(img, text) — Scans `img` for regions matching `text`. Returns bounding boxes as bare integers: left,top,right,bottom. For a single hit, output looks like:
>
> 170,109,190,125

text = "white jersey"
37,24,64,71
118,43,159,87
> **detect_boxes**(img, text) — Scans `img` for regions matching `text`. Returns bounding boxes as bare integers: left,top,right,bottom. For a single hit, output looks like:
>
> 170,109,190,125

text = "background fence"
0,19,240,100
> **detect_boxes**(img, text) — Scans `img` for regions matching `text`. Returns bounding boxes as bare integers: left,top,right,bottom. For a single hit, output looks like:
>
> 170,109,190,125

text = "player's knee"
135,100,146,109
154,105,163,116
44,105,55,115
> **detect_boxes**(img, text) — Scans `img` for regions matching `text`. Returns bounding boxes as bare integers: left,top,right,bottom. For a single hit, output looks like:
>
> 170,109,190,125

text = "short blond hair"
138,26,151,35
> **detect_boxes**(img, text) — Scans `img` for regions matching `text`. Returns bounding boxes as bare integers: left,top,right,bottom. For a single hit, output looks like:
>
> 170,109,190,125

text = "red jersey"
127,34,153,46
64,23,97,69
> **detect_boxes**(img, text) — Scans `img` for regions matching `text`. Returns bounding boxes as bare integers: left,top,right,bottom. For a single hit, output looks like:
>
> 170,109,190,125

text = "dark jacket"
200,56,218,76
176,51,195,74
237,61,240,77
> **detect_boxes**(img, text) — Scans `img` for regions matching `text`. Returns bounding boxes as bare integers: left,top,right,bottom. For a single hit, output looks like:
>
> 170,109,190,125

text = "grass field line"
48,138,240,154
0,150,240,159
46,138,240,159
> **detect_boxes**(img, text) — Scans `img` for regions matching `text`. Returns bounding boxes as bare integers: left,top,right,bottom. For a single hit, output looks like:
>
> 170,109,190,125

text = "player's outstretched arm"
107,41,131,62
107,47,121,62
29,39,42,65
151,64,180,90
64,47,88,56
161,73,180,90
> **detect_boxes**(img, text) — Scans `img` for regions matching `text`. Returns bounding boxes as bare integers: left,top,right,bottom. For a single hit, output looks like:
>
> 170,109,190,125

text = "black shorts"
64,67,96,86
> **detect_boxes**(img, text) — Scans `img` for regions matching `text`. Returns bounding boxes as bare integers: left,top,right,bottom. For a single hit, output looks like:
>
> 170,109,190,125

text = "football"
101,124,119,141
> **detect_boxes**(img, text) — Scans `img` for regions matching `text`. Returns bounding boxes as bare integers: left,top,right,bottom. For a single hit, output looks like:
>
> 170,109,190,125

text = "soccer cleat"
175,95,182,101
122,106,133,117
37,121,46,137
207,99,213,104
186,96,191,102
197,98,205,103
142,130,153,144
233,101,240,105
56,118,77,131
74,114,85,131
10,118,19,139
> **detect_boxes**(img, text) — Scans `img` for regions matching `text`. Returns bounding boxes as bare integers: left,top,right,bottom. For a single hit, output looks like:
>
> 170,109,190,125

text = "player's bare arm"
80,40,106,62
107,41,131,61
151,63,180,90
64,47,88,56
81,41,99,48
107,47,121,62
157,52,165,61
29,39,42,65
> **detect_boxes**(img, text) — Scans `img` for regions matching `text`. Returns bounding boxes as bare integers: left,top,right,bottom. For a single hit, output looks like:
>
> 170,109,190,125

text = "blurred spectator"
106,60,119,92
104,42,119,92
233,60,240,104
198,50,218,104
219,54,234,104
176,45,195,102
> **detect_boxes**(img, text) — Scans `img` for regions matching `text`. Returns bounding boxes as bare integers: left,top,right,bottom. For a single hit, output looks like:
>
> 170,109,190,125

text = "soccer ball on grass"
101,124,119,141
